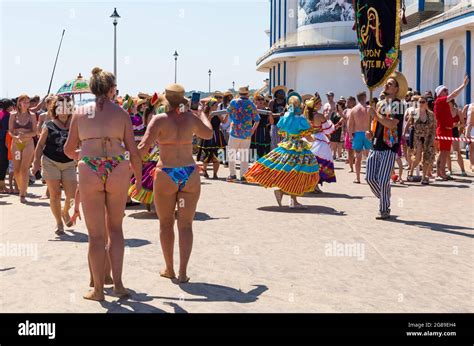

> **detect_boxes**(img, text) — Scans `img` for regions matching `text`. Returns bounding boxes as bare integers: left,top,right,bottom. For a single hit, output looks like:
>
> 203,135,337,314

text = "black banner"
355,0,401,90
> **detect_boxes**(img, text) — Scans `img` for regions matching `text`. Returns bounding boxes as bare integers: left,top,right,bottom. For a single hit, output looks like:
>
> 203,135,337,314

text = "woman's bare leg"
19,143,34,199
453,142,465,173
409,146,422,176
176,169,201,283
470,143,474,171
46,180,63,231
62,179,77,227
78,162,107,301
212,157,220,177
154,169,178,280
105,161,131,297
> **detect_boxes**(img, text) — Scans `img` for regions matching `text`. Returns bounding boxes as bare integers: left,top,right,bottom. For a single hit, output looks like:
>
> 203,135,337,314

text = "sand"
0,161,473,313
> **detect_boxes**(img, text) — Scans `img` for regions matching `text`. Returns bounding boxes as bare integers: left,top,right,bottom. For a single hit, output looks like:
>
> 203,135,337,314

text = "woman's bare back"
77,101,127,157
153,111,197,168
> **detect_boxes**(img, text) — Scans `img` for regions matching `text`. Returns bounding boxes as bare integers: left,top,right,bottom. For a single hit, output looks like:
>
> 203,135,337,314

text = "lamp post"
208,69,212,93
173,51,179,83
232,81,235,91
110,8,121,84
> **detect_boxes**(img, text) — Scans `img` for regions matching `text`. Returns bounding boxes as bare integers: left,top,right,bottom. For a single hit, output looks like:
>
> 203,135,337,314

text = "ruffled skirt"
307,132,336,184
128,145,160,204
244,138,320,196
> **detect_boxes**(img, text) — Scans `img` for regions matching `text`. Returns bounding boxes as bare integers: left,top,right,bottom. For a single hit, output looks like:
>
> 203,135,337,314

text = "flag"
355,0,401,90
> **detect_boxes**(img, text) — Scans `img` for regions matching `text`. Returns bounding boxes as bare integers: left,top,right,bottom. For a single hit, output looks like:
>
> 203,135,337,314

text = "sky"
0,0,270,97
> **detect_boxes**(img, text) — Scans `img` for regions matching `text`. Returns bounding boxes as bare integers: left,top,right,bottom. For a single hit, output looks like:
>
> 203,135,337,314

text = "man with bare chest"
348,91,372,183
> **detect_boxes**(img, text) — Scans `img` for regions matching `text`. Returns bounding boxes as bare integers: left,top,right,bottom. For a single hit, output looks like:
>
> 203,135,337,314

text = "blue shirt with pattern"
226,97,260,139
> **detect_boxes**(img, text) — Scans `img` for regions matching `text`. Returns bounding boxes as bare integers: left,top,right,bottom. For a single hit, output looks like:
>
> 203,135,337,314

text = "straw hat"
137,92,151,100
272,85,287,95
213,91,224,98
224,90,234,97
238,86,250,95
389,71,409,100
164,84,188,106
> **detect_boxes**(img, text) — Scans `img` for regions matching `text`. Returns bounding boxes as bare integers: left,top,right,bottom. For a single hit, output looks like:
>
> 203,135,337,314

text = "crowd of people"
0,67,472,301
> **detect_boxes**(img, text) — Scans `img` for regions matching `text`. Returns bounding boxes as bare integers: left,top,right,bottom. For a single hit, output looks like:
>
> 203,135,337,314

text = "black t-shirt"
372,99,404,153
43,121,73,163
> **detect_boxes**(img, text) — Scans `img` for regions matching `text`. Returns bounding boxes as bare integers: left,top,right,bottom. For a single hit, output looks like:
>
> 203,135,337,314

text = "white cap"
435,85,448,97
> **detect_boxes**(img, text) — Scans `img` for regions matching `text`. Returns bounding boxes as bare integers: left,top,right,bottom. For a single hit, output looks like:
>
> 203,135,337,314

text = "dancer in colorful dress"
304,93,336,190
196,98,227,179
244,92,320,209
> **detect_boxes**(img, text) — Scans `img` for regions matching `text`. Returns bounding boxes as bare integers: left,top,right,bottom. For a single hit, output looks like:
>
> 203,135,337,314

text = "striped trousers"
365,150,396,213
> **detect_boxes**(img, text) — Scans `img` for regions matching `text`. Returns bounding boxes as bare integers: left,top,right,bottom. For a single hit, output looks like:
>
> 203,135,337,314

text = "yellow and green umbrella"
57,73,91,95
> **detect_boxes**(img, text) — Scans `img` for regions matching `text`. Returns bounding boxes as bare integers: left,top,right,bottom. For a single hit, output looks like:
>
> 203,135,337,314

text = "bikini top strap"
81,136,123,156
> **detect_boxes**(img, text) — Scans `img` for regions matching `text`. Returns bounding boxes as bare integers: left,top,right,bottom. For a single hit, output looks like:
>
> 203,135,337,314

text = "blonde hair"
89,67,116,98
288,95,301,109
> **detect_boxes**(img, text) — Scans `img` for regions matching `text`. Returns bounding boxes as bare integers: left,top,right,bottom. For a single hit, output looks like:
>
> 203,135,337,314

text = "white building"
257,0,473,105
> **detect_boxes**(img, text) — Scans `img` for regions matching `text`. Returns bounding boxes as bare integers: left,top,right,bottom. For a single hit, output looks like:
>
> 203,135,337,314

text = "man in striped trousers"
365,72,408,220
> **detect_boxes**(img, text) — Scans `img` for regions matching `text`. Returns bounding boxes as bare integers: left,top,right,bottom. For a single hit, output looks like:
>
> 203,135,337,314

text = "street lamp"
232,81,235,91
173,51,179,83
110,8,121,84
208,69,212,93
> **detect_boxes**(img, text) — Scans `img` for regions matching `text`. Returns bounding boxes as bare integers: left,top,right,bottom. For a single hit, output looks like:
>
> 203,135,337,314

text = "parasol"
57,73,91,95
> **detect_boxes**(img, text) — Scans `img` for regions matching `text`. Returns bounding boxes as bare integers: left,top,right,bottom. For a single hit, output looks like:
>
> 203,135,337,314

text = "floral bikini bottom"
81,155,126,183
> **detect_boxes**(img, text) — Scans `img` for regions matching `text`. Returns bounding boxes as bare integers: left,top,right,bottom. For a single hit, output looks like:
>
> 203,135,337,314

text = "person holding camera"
32,95,77,235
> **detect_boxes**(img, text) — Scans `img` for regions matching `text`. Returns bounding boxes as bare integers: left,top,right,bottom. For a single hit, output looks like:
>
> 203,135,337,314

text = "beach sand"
0,161,473,313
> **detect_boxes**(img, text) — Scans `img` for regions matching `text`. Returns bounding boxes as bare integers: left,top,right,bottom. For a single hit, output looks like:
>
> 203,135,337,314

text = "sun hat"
238,86,250,96
164,84,189,107
271,85,287,95
388,71,409,100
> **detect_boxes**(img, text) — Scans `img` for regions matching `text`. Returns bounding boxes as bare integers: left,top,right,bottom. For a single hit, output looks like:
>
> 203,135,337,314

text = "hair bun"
91,67,102,76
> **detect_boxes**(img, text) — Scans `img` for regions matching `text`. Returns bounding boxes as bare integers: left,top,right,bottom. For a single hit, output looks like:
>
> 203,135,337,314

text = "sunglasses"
386,81,398,87
419,100,426,104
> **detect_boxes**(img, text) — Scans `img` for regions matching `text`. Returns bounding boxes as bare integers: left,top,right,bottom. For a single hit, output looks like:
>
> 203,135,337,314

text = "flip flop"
353,180,361,184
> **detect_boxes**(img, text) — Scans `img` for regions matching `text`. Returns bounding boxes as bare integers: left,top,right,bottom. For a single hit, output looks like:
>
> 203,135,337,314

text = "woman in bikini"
8,95,37,203
64,67,142,302
139,83,213,284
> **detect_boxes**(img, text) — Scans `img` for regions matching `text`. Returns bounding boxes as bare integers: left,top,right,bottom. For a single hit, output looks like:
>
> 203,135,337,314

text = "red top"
434,96,453,131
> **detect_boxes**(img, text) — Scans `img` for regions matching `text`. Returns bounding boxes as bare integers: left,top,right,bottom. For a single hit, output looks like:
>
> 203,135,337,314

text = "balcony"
403,0,445,31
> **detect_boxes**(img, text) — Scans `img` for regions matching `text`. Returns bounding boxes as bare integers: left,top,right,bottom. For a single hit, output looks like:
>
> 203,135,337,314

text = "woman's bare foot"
62,211,73,228
160,269,176,279
83,289,105,302
20,196,27,204
0,182,8,194
178,275,190,284
274,190,283,207
113,285,130,298
55,224,65,236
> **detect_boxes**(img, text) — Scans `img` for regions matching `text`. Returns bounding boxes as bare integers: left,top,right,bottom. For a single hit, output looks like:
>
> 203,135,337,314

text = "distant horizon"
1,0,270,98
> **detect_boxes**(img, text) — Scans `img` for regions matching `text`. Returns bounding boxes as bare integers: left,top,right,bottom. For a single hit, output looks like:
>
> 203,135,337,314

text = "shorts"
352,131,372,152
437,129,452,151
41,155,77,181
